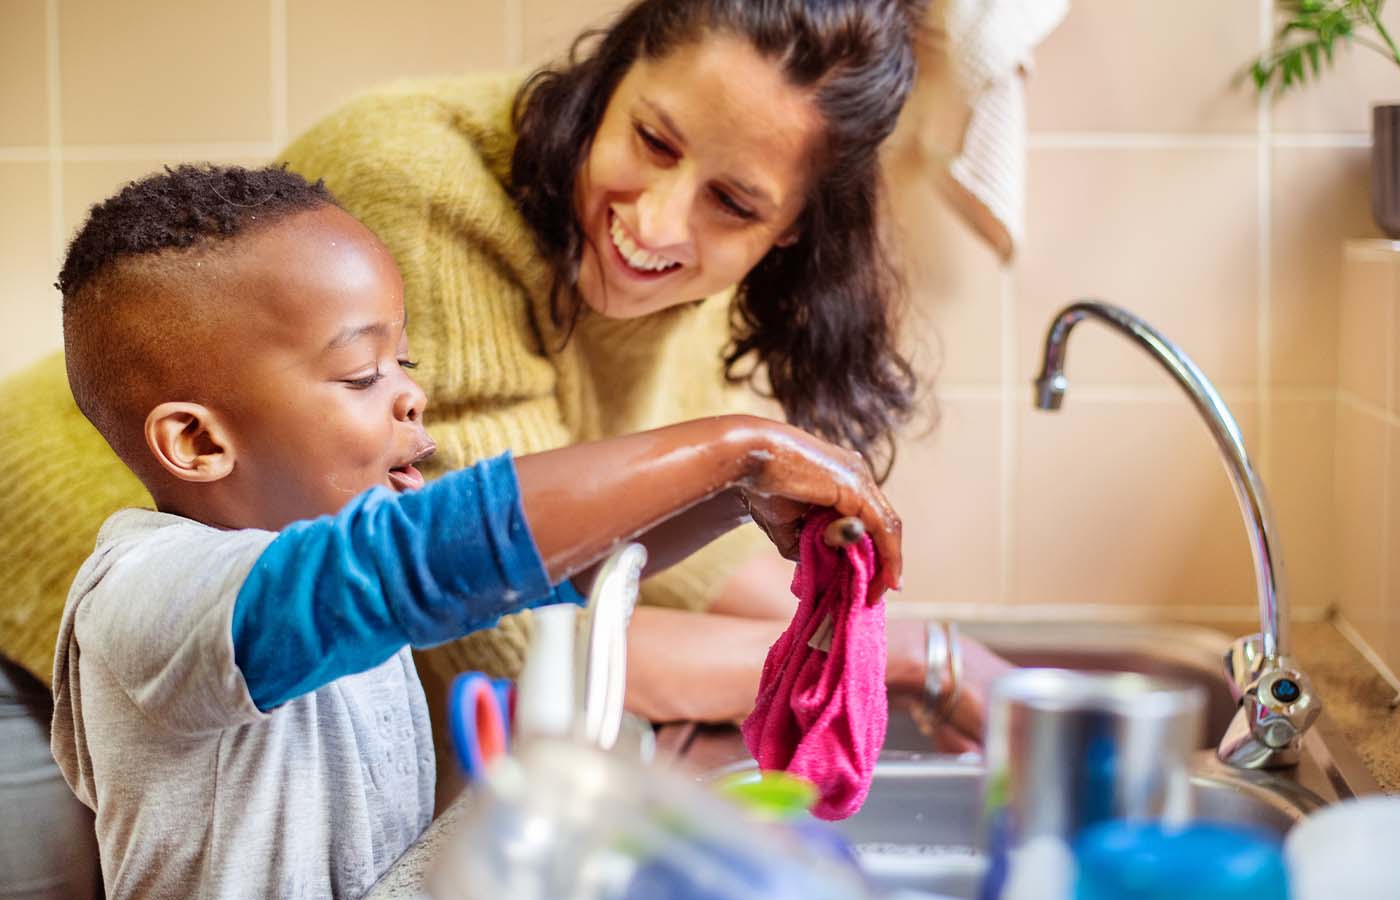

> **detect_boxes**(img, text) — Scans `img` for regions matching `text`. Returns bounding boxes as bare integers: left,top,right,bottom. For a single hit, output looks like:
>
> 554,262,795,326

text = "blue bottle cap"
1075,821,1289,900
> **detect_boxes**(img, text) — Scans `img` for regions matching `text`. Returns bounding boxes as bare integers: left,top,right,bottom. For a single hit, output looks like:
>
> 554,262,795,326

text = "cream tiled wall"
1,2,1392,664
1336,243,1400,678
892,0,1391,650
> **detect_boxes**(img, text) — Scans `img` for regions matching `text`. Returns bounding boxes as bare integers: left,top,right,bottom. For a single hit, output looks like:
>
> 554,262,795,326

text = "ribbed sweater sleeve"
0,355,151,683
231,454,582,710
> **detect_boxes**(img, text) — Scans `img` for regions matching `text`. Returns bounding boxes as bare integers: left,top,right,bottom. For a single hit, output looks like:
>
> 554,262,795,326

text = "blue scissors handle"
448,672,513,782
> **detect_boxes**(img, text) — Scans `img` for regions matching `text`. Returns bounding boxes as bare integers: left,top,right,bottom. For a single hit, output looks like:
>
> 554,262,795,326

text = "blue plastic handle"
447,672,513,782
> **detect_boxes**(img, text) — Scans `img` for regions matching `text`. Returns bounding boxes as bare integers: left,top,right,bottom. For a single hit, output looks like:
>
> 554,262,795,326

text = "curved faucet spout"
1032,301,1319,769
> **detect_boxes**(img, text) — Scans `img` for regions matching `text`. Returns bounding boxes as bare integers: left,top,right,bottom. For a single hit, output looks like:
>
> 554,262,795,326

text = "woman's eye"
713,188,756,221
635,123,676,159
398,358,419,370
343,371,384,390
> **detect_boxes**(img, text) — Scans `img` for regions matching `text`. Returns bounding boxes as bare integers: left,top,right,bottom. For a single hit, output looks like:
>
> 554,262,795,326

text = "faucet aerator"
1033,374,1067,411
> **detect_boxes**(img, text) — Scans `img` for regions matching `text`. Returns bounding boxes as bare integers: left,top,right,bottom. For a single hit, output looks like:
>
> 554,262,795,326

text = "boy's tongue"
388,465,424,492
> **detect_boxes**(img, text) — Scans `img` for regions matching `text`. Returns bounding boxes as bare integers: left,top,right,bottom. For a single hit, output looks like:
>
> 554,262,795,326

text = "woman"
276,0,1009,768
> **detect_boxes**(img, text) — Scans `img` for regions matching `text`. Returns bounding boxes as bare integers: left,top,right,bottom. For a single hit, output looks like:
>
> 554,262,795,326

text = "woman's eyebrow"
726,177,772,209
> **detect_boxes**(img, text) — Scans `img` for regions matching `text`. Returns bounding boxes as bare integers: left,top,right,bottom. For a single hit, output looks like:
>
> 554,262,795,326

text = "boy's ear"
144,402,236,483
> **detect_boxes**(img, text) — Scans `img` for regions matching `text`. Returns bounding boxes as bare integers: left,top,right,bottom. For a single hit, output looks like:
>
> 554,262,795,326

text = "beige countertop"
1274,620,1400,792
363,620,1399,899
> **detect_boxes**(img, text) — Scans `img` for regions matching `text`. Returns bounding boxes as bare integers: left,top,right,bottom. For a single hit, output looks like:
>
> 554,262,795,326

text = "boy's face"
208,205,434,530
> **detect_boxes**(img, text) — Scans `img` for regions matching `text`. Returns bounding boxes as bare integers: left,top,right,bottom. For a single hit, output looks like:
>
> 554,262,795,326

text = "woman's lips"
387,465,425,493
604,209,680,284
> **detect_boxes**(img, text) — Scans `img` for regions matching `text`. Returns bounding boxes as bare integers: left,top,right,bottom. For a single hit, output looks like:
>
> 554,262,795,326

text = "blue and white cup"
977,669,1204,900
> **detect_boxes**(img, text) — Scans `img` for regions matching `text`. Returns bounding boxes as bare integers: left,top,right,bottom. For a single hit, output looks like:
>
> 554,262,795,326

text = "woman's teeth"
610,213,678,273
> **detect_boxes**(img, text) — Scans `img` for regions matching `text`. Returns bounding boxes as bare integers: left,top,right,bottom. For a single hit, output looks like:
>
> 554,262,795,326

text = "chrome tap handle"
1218,635,1321,767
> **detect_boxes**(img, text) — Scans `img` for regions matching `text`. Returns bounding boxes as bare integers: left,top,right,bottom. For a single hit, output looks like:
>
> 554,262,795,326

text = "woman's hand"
727,417,902,598
887,619,1015,753
926,634,1016,753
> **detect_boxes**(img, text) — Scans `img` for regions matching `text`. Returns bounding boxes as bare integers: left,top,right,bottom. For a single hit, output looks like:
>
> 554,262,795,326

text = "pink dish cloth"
740,510,887,821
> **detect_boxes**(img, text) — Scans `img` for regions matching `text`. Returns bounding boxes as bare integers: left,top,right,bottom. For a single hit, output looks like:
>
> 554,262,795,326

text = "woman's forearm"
623,558,928,724
624,606,785,722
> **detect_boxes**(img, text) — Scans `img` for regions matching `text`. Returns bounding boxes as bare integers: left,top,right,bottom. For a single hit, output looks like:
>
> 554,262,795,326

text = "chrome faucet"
515,542,647,752
1032,301,1320,769
577,542,647,751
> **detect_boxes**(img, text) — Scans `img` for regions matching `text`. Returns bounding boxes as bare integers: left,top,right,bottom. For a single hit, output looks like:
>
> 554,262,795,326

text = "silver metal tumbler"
977,669,1205,900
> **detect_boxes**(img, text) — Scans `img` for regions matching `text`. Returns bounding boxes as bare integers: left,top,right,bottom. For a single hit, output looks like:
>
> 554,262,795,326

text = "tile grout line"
891,601,1334,624
1387,261,1395,421
1339,388,1400,428
1271,133,1372,148
1256,0,1274,485
505,0,524,69
61,143,280,161
12,135,1369,161
1382,309,1394,700
998,266,1016,606
270,0,288,150
0,147,49,163
1345,240,1400,261
936,385,1334,405
45,0,62,260
1028,132,1370,151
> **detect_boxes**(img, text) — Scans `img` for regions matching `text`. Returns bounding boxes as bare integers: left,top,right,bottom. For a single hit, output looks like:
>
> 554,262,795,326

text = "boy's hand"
740,493,807,560
729,418,902,599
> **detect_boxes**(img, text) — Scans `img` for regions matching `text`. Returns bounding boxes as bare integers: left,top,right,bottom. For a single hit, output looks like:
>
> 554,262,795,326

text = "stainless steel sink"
663,621,1379,898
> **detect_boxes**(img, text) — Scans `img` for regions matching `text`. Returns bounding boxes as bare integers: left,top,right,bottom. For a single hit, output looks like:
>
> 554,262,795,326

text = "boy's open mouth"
387,465,424,492
388,443,436,493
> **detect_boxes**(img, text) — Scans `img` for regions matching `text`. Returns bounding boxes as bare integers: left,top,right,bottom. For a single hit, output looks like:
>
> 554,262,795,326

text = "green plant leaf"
1244,0,1392,97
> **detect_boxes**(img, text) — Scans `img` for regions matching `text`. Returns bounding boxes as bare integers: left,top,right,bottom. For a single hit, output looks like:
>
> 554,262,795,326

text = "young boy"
50,164,900,898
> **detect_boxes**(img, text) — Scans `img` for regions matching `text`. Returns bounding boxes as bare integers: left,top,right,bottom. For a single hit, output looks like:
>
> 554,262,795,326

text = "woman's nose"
636,171,694,252
393,378,427,423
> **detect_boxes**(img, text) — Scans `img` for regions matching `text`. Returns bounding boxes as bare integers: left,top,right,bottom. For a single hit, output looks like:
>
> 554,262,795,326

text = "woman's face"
574,34,821,319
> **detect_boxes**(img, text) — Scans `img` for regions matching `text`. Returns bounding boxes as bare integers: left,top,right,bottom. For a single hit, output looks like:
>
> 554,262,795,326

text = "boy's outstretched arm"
232,414,900,712
232,454,566,710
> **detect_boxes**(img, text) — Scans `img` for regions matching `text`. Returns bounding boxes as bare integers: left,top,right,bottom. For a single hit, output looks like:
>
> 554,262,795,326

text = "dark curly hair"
60,164,337,473
58,163,335,298
511,0,922,477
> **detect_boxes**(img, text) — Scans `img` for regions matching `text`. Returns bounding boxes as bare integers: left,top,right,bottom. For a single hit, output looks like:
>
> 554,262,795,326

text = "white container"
1285,796,1400,899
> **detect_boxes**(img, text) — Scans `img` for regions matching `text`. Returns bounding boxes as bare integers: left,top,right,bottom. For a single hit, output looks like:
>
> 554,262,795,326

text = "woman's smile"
573,35,818,320
606,208,682,280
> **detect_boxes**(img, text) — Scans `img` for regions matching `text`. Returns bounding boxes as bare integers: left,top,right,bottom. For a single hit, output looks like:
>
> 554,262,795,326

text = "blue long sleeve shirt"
230,453,582,710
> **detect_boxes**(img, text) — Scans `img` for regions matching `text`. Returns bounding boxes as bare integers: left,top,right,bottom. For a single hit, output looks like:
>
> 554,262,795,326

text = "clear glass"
426,738,875,900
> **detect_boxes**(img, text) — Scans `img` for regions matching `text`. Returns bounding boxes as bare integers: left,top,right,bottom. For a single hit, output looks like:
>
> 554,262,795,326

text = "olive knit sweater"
0,73,766,686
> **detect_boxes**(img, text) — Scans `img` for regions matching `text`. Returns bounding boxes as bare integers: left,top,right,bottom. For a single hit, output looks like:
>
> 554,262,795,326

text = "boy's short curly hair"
58,163,335,298
60,164,337,478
